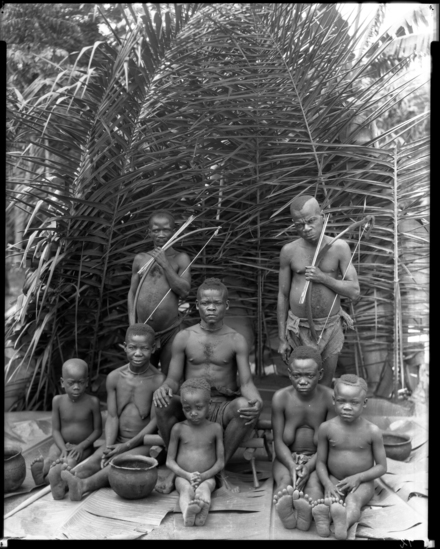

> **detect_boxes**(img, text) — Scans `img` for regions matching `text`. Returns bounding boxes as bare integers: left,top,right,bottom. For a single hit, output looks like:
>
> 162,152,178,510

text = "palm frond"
6,3,429,408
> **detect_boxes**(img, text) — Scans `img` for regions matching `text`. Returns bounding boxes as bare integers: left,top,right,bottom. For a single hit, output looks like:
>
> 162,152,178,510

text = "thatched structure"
6,3,429,409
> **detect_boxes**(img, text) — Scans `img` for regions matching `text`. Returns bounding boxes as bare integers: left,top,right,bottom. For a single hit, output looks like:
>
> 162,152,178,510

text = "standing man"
128,211,191,376
153,278,263,493
277,196,360,386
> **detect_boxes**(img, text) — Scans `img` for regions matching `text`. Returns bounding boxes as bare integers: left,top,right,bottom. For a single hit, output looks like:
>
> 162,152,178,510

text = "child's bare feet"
330,500,347,540
155,471,176,494
273,485,297,529
194,498,210,526
48,459,67,499
61,464,84,501
30,457,47,486
292,490,313,531
311,497,332,537
183,498,203,526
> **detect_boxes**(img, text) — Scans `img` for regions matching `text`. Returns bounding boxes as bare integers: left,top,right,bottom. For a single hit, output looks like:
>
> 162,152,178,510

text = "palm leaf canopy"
6,3,429,408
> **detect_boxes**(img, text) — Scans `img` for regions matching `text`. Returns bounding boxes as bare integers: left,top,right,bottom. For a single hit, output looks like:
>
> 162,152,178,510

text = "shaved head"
148,210,175,228
62,358,88,378
290,195,320,216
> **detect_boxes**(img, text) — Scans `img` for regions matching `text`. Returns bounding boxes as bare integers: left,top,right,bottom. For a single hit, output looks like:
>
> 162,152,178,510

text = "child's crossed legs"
30,443,94,486
175,477,216,527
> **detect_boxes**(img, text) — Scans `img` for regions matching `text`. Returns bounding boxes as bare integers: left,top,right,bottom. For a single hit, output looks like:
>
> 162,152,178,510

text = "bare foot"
217,470,239,493
61,465,85,501
183,498,203,527
155,470,176,494
273,485,297,529
330,500,347,540
30,457,48,486
292,491,313,531
194,498,210,526
311,497,332,537
47,459,68,499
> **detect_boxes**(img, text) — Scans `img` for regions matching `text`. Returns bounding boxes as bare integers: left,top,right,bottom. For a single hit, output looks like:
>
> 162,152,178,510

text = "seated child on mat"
272,346,335,531
315,374,387,539
166,377,225,527
31,358,102,485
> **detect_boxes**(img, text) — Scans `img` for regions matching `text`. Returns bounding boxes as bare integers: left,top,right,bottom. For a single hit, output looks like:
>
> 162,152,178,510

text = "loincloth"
208,386,241,426
152,317,183,352
291,452,314,465
285,309,354,362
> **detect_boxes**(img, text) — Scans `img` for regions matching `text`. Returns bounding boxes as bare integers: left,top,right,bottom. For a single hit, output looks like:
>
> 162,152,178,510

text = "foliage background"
5,3,430,409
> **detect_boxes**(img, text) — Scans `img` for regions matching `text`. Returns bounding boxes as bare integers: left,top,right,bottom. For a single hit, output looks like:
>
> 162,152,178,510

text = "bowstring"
317,221,369,344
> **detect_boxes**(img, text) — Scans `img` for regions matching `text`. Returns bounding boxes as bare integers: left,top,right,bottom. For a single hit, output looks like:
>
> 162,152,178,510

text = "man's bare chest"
142,254,178,281
290,248,339,275
186,337,235,366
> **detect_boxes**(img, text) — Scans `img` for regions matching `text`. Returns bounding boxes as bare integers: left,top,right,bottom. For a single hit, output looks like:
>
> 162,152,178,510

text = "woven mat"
60,488,178,539
147,471,275,540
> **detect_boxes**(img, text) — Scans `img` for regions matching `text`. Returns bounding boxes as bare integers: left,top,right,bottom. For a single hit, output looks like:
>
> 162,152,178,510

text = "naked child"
30,359,102,486
166,377,224,527
315,374,387,539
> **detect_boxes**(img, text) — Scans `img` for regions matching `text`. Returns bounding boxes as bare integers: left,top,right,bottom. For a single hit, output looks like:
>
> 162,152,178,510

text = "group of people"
29,197,386,538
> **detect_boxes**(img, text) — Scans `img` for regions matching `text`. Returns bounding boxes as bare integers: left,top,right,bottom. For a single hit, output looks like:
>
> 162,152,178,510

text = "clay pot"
4,444,26,492
382,432,412,461
108,455,158,499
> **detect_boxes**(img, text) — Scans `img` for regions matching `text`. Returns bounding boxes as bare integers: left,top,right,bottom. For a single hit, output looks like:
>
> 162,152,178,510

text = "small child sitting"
30,358,102,486
315,374,387,539
166,377,225,527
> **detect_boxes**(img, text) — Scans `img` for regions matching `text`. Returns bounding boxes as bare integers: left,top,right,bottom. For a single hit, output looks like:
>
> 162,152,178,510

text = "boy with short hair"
49,324,165,500
30,358,102,486
166,377,224,527
315,374,387,539
272,346,334,531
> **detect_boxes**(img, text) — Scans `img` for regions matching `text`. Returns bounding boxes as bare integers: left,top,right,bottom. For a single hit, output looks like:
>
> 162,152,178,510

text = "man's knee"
225,397,251,421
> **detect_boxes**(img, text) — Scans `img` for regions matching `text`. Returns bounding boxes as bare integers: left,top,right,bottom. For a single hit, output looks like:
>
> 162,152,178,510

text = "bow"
305,215,374,343
143,226,222,324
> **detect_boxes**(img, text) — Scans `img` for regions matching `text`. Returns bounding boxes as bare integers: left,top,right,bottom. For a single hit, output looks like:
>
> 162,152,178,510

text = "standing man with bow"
277,196,360,386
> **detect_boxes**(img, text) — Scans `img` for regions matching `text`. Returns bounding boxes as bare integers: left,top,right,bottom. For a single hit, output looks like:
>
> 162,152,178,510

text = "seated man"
167,378,224,527
153,277,263,493
315,374,387,539
272,346,334,531
31,359,102,486
48,324,165,500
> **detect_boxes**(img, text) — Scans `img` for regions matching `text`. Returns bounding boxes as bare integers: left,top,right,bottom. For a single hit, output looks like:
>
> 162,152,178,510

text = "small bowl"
382,432,412,461
108,455,158,499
